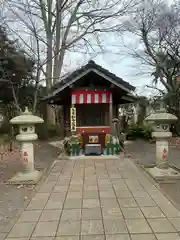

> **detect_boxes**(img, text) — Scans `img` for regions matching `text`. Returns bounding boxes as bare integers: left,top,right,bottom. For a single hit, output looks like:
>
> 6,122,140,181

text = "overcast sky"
94,53,153,96
64,32,158,98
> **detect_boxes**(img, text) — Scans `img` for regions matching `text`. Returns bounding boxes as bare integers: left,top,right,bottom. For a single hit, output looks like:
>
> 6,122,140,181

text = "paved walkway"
4,157,180,240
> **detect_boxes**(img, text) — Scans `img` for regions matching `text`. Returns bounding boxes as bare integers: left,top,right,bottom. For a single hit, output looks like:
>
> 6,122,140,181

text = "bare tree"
122,0,180,111
121,0,180,134
2,0,137,121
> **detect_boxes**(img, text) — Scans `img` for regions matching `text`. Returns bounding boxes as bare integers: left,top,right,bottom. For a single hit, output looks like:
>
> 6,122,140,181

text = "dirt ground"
126,139,180,211
0,141,59,233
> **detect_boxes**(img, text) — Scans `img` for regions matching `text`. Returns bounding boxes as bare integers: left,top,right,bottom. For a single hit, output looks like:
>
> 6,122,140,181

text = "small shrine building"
43,60,136,155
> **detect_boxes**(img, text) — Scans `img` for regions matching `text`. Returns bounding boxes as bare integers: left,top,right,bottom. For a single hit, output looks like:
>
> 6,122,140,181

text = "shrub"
47,124,60,138
36,123,48,140
126,123,152,140
36,123,61,140
0,119,11,135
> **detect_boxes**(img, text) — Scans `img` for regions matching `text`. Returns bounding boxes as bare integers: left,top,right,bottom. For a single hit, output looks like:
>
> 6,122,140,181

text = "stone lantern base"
8,170,42,185
146,166,180,182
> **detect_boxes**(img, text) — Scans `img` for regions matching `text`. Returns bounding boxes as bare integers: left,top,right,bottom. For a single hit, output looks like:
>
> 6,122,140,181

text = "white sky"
93,53,153,96
63,32,158,98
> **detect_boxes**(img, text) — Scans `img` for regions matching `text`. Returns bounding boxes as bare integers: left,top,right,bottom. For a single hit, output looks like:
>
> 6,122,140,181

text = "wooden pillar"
61,105,65,138
116,104,119,118
64,105,67,137
109,101,113,134
65,104,71,137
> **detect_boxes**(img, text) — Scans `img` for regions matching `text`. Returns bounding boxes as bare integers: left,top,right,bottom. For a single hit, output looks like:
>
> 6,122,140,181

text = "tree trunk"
46,33,55,124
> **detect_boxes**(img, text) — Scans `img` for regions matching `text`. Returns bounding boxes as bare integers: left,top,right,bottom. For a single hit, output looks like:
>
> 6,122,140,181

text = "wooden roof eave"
42,68,135,102
121,93,137,103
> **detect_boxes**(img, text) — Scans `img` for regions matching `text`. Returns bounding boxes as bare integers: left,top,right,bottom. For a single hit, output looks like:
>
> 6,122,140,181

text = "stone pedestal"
155,140,168,169
153,131,172,169
21,142,34,172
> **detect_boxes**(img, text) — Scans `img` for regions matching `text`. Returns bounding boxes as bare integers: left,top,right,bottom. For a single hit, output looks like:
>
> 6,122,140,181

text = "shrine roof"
43,60,136,101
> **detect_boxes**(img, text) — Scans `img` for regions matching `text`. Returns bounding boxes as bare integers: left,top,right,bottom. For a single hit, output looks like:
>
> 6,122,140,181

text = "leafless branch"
146,84,165,94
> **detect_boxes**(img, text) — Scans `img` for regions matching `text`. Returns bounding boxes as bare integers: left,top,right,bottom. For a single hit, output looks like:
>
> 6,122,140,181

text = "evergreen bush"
126,123,153,140
36,123,61,140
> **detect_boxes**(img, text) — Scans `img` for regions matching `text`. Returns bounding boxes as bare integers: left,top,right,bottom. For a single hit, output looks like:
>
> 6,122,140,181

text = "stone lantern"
145,101,180,181
8,107,44,184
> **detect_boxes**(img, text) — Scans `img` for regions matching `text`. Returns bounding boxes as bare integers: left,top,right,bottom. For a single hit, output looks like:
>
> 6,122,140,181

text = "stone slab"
82,208,102,220
140,206,165,218
147,218,177,233
125,219,152,234
18,210,42,222
0,233,7,240
121,207,144,219
39,209,62,221
155,233,180,240
61,209,81,221
7,222,36,238
105,234,130,240
102,207,123,219
54,237,79,240
81,220,104,235
69,155,120,161
103,219,128,234
57,220,81,236
118,198,137,208
168,218,180,231
131,234,157,240
32,221,59,237
81,236,105,240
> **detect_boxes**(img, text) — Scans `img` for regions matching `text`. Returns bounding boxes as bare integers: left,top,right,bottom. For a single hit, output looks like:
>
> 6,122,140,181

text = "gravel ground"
125,139,180,167
0,141,59,233
125,139,180,210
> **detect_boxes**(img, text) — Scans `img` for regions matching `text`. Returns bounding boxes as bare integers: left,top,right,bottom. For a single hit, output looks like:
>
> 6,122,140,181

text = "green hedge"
126,123,153,140
0,119,11,135
36,123,61,140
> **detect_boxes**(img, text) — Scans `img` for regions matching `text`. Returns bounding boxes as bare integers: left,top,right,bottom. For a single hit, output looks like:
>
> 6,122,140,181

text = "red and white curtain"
71,90,112,104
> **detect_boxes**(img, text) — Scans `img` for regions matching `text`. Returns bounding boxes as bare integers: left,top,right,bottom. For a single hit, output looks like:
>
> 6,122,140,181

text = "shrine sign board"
70,107,76,132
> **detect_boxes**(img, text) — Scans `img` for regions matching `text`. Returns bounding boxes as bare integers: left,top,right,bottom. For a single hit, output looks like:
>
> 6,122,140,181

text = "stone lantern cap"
146,112,177,123
145,100,177,123
112,118,119,123
10,107,44,125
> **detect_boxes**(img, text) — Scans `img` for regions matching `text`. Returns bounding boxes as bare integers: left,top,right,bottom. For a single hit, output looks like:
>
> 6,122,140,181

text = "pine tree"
0,25,34,106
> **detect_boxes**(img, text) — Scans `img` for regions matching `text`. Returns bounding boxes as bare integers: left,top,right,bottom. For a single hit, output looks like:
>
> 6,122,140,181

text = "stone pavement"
3,157,180,240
